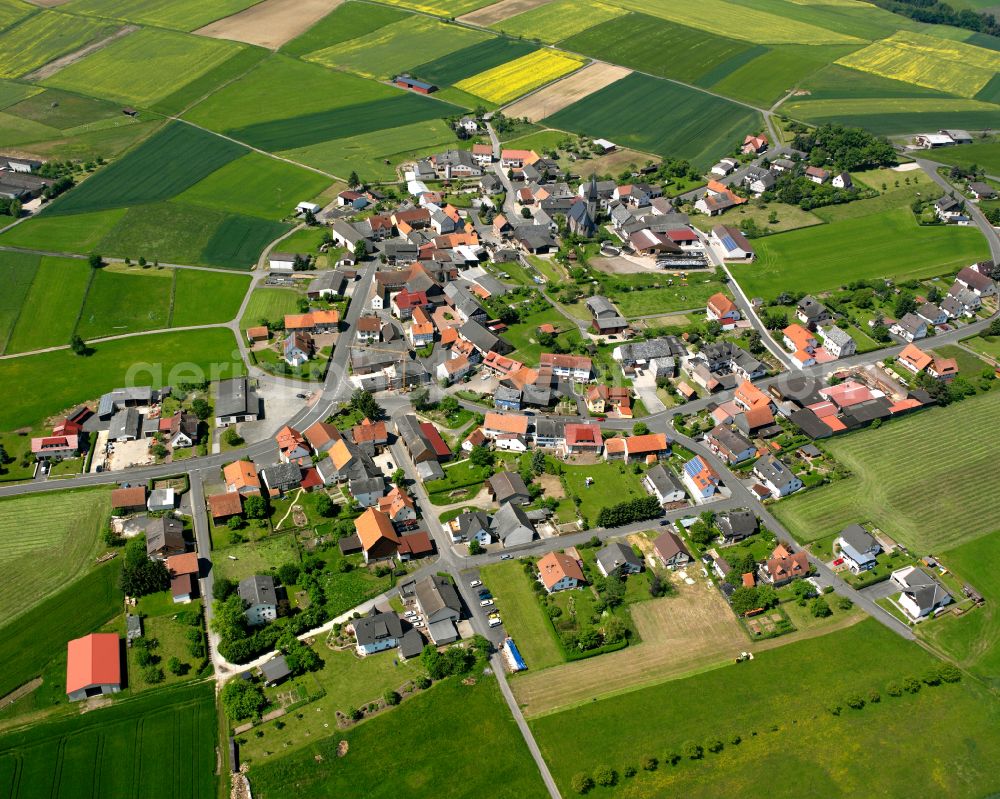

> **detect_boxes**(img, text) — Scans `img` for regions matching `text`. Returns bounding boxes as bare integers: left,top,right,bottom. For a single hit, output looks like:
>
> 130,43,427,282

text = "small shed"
260,655,291,687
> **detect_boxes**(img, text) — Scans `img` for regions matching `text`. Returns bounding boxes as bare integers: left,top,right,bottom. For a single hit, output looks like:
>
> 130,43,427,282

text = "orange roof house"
898,343,932,374
329,438,355,471
765,546,810,585
66,633,121,700
224,460,261,495
618,433,669,461
484,412,529,437
304,420,341,452
706,292,739,321
208,491,243,521
275,425,309,463
734,380,771,412
166,551,199,577
378,486,416,522
537,551,585,592
352,418,388,448
929,356,958,380
284,310,340,331
355,507,400,562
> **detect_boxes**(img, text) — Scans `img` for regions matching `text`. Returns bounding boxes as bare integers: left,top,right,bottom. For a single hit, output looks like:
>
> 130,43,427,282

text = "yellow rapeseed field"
455,49,586,105
837,31,1000,98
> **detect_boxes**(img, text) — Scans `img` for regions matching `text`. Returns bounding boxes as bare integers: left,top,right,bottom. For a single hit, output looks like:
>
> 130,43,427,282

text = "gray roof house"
260,655,291,686
353,610,403,654
891,566,952,620
752,454,803,497
238,575,278,626
260,462,302,495
836,524,880,572
596,542,643,577
717,510,758,543
487,471,531,506
414,575,461,644
491,502,536,547
145,517,185,559
642,464,687,505
451,510,493,544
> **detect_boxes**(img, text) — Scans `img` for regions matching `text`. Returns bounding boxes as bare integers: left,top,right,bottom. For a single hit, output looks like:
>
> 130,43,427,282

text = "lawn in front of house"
424,458,492,505
480,560,565,671
560,459,649,526
214,533,302,583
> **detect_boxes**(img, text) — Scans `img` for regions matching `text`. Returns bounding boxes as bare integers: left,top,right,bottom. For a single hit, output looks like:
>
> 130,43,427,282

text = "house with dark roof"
353,609,403,655
717,510,758,544
260,655,291,687
215,377,260,424
752,454,802,497
835,524,880,573
414,575,462,644
448,510,493,545
642,464,686,505
238,575,277,626
487,471,530,506
145,516,185,560
891,566,952,620
596,542,642,577
491,503,536,547
653,531,691,568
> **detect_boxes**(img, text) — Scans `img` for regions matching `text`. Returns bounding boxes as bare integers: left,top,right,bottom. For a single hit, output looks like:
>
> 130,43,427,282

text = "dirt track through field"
503,62,631,121
458,0,552,26
195,0,342,49
25,24,138,82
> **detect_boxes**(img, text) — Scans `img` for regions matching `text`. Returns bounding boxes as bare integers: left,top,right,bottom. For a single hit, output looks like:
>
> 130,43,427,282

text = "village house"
239,575,278,625
539,352,592,381
353,610,403,655
487,471,531,506
819,324,856,359
275,425,309,463
681,455,720,500
891,566,952,621
835,524,881,573
413,575,462,645
706,292,741,329
890,313,928,343
224,460,261,496
742,134,768,155
491,502,536,547
752,454,803,497
563,422,603,456
355,507,400,563
537,551,585,593
707,424,756,464
717,510,758,544
642,464,687,505
653,530,691,568
596,542,643,577
604,433,670,462
215,377,260,425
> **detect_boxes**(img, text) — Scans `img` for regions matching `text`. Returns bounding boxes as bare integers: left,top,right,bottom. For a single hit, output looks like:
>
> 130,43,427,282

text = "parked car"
488,617,502,628
296,393,307,399
479,599,494,607
500,554,513,560
469,579,482,588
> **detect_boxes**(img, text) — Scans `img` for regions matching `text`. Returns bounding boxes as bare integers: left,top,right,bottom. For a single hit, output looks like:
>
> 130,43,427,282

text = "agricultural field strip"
837,30,1000,97
455,49,586,105
0,10,118,80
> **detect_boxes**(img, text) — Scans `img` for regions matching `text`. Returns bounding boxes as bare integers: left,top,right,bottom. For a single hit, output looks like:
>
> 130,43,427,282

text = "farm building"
394,74,436,94
66,633,121,701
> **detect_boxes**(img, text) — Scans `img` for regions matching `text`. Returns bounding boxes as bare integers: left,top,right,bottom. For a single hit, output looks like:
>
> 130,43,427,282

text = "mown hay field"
0,251,39,354
0,10,116,79
61,0,258,30
545,72,760,169
0,0,29,30
774,388,1000,552
455,48,585,105
616,0,863,44
75,264,174,338
0,488,111,623
836,30,1000,98
305,13,490,80
0,682,218,798
783,95,1000,135
734,206,989,299
46,121,246,216
492,0,626,43
43,27,245,107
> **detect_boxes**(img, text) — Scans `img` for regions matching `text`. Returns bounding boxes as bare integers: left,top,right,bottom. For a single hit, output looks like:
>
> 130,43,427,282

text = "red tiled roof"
208,492,242,519
66,633,120,695
111,486,146,508
419,422,451,458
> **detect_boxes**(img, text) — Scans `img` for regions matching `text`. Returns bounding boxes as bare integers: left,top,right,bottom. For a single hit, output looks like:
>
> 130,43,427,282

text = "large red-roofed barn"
66,633,121,701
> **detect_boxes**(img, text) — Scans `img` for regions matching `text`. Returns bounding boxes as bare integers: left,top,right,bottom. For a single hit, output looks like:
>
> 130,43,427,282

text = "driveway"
858,578,901,602
632,370,666,414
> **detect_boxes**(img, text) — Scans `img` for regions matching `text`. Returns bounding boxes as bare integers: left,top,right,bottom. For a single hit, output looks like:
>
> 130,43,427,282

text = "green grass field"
250,677,547,799
0,557,121,703
176,151,330,219
373,0,493,17
410,36,536,86
493,0,625,43
921,532,1000,688
481,560,564,670
62,0,258,30
612,278,728,318
240,287,302,329
4,256,91,354
0,328,243,430
76,264,173,338
0,487,111,624
733,207,988,300
281,1,408,57
281,118,459,181
562,460,647,525
0,250,39,353
0,0,30,32
0,681,217,798
47,121,246,216
774,388,1000,553
2,116,161,162
782,95,1000,136
43,27,245,107
924,136,1000,176
184,55,398,133
0,10,116,79
305,14,491,81
228,93,463,153
562,12,762,85
171,268,250,326
545,72,761,170
4,88,123,131
530,620,1000,798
